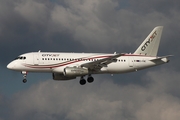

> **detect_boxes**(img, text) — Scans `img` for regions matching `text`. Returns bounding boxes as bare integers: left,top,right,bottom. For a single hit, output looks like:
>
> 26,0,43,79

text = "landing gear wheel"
79,79,86,85
87,76,94,83
21,71,27,83
23,79,27,83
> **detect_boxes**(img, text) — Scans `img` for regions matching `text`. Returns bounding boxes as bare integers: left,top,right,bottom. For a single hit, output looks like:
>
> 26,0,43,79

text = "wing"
81,53,125,70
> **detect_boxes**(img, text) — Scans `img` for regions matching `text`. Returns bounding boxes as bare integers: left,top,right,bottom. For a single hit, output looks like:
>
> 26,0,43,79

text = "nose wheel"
23,79,27,83
21,71,27,83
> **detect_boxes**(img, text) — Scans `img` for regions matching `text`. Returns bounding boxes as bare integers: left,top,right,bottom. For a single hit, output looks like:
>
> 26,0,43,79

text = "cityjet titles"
42,54,60,57
141,31,157,51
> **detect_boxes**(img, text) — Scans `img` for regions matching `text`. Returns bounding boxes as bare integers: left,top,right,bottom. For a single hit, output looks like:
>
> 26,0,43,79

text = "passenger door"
33,53,39,65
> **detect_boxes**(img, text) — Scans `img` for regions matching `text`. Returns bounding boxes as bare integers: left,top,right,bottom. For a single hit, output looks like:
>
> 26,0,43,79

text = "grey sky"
0,0,179,120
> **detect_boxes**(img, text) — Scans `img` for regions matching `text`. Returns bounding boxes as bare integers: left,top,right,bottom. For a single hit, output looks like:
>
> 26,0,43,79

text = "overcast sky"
0,0,179,120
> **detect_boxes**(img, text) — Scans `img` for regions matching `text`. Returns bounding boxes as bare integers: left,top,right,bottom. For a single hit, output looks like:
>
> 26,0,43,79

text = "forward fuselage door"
33,53,39,65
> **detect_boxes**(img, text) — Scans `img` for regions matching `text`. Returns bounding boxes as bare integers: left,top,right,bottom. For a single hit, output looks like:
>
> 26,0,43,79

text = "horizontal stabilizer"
150,55,173,62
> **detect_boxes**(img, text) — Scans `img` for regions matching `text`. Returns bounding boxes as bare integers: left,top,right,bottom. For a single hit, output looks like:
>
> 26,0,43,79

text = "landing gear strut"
21,71,27,83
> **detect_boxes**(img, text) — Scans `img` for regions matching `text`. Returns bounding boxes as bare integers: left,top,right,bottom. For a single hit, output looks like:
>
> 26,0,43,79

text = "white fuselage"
7,52,168,74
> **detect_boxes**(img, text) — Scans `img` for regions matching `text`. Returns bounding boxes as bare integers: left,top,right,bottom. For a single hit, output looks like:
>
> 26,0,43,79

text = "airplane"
7,26,172,85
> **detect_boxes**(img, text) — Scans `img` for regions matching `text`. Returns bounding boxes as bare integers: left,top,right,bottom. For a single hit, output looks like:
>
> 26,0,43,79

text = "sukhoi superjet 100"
7,26,172,85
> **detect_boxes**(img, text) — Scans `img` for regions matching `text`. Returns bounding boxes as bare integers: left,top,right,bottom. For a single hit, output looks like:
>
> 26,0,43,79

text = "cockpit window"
14,56,26,60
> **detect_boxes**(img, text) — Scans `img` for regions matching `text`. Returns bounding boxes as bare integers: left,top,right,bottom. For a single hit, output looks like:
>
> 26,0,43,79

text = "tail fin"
134,26,163,56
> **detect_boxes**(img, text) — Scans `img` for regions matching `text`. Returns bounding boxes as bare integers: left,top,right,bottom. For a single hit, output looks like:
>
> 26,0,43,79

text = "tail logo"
141,31,157,51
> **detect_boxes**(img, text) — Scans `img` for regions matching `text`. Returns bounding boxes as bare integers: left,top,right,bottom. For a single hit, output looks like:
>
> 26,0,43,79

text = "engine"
52,67,89,80
52,73,76,80
63,67,89,76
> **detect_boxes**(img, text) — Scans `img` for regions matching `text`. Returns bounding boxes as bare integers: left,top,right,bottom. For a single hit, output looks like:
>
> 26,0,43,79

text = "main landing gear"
21,71,27,83
79,75,94,85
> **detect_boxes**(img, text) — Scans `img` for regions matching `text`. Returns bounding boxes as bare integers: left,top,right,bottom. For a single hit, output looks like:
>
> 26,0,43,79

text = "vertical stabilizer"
134,26,163,56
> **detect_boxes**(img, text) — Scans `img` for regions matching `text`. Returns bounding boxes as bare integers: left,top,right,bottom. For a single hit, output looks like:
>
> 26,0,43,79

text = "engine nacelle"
63,67,89,76
52,73,76,80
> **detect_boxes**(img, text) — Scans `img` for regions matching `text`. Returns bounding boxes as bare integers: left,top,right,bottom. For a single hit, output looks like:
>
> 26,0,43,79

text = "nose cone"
7,62,14,69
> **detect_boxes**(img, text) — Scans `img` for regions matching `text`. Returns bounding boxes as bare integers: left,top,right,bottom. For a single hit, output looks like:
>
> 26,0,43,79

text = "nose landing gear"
21,71,27,83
